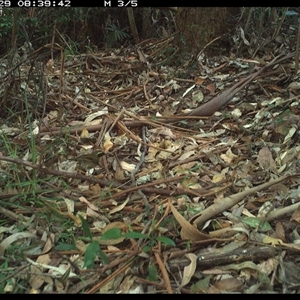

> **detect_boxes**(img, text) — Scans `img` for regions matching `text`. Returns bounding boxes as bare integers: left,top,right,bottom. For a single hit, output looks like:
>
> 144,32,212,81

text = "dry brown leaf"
180,253,197,287
257,146,276,171
213,277,244,292
86,207,101,218
64,197,75,214
109,198,129,215
220,148,238,164
169,201,210,241
206,83,216,94
275,221,286,242
119,275,136,293
42,233,55,254
29,265,53,290
283,127,297,145
103,132,113,153
194,77,206,85
79,196,99,212
80,127,90,143
28,254,55,290
290,204,300,223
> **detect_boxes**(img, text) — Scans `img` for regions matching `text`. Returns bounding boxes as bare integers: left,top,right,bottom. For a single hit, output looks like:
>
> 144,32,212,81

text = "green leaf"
79,215,92,240
55,243,78,251
84,241,99,269
242,217,272,232
98,248,109,265
147,264,158,281
100,228,122,240
191,275,212,292
123,231,149,239
142,245,152,253
156,236,175,246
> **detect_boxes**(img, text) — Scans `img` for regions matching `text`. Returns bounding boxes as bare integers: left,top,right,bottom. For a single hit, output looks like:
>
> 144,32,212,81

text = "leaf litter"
1,39,300,294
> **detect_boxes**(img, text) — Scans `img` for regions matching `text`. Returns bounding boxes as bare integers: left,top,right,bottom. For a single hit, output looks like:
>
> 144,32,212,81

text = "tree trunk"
175,7,240,57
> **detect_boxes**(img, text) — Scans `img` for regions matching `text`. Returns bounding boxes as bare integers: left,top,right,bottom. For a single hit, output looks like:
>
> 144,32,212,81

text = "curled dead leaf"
103,132,113,153
180,253,197,288
169,201,210,241
80,127,90,143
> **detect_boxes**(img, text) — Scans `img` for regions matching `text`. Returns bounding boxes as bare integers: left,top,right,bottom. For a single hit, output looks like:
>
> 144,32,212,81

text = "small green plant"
0,260,28,293
79,217,175,269
123,230,175,253
105,23,130,48
79,215,109,269
0,12,13,34
64,39,80,56
109,227,175,253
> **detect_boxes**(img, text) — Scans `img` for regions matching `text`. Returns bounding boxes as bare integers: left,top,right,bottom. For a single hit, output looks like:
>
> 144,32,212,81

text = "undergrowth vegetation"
1,7,300,294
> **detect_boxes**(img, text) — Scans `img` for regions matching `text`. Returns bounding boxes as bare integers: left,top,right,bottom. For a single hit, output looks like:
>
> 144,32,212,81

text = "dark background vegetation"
0,7,176,55
0,7,298,57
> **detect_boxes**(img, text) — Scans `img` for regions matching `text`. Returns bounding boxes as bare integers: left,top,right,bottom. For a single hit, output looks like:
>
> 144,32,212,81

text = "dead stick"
188,52,295,116
192,173,300,227
0,156,185,197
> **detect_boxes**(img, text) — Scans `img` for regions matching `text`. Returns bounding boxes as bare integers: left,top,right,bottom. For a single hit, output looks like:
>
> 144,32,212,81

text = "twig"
154,251,173,294
191,173,300,227
86,256,135,294
0,156,185,200
130,126,149,207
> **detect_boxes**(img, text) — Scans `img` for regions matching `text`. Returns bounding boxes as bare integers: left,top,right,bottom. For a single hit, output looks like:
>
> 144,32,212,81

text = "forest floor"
1,37,300,293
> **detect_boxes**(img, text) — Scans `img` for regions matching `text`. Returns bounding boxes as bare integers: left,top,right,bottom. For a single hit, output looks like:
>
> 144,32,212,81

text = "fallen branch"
191,173,300,227
188,52,295,116
168,245,279,271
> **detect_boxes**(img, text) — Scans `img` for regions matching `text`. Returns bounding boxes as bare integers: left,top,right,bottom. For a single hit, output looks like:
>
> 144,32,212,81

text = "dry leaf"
213,277,244,292
275,222,286,242
169,201,210,241
109,198,129,215
79,196,99,212
283,126,297,145
80,127,90,143
180,253,197,287
194,77,206,85
103,132,113,153
0,232,36,256
206,83,216,94
257,146,276,171
290,204,300,223
119,275,136,293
